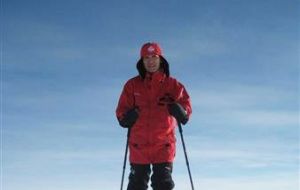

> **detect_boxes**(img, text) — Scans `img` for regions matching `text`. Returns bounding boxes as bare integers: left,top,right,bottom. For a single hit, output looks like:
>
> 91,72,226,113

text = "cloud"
5,142,299,190
191,83,297,109
188,83,298,127
188,145,297,169
174,174,299,190
225,110,298,127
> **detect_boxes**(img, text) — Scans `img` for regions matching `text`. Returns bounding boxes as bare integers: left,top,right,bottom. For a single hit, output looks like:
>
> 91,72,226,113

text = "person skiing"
116,42,192,190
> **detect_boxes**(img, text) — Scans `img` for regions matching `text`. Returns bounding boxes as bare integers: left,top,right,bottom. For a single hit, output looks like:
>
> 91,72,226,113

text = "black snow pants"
127,162,175,190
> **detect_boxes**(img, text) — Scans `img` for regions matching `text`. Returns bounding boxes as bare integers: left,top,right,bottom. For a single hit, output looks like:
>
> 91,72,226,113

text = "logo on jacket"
158,93,174,106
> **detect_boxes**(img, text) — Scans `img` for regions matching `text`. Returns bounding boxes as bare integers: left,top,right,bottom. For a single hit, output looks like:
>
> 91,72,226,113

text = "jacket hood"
136,56,170,79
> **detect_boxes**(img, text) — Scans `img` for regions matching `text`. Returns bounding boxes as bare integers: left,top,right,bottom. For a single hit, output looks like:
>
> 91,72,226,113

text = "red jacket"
116,71,192,164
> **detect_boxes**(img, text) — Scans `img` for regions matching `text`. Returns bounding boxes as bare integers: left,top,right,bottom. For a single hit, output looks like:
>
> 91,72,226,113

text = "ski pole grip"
127,128,131,138
177,120,183,133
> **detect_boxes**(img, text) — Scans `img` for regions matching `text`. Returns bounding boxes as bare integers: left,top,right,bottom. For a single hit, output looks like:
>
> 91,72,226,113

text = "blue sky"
2,0,299,189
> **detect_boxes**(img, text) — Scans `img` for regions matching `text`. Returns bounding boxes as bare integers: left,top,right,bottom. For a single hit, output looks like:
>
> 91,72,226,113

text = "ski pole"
178,121,195,190
120,128,131,190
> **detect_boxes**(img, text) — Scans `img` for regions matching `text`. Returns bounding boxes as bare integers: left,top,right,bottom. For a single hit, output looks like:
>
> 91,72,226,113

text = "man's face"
143,55,160,73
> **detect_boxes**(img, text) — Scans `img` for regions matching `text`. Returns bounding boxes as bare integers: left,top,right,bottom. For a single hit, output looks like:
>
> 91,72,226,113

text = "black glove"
118,108,139,128
168,103,188,125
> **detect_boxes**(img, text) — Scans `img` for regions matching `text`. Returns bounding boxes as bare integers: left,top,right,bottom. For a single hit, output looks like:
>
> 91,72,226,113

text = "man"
116,42,192,190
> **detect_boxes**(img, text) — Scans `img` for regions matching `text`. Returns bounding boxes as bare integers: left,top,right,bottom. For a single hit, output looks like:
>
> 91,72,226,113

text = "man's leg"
127,163,151,190
151,162,175,190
